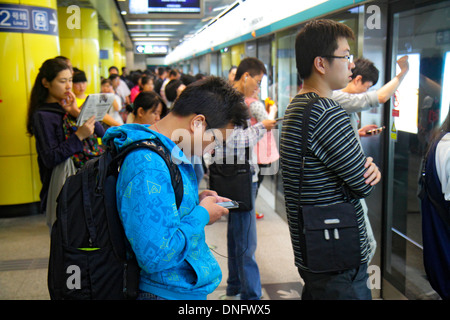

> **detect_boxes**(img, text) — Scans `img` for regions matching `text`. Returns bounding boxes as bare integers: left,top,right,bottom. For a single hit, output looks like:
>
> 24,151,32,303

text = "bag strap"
109,138,184,209
297,97,320,209
81,159,100,247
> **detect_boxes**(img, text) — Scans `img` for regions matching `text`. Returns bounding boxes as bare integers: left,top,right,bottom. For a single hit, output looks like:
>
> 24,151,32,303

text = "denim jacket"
102,124,221,300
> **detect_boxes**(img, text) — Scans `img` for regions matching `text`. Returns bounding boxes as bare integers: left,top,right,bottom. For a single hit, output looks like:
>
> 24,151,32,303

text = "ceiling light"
146,33,174,37
132,37,171,41
130,33,174,37
130,33,147,37
128,28,177,32
126,21,183,25
213,5,229,12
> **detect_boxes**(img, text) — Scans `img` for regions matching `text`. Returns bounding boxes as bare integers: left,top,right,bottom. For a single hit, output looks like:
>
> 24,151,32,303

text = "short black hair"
171,76,249,129
351,58,379,85
73,70,87,83
295,19,355,80
108,74,120,81
234,57,267,81
133,91,167,117
165,79,182,102
108,66,118,73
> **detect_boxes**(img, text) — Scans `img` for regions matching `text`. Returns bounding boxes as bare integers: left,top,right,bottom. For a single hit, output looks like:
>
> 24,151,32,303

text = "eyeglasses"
321,54,354,64
204,118,223,150
253,77,262,87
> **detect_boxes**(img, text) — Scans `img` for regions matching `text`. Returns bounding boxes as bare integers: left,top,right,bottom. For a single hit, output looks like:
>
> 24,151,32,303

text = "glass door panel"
385,1,450,299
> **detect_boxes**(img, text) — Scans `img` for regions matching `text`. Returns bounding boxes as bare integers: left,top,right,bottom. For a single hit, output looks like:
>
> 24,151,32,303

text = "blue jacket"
102,124,222,300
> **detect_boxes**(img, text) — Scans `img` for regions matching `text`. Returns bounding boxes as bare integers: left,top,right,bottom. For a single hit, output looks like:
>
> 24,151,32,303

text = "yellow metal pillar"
0,0,59,209
58,6,100,95
99,29,114,79
113,40,123,71
231,43,245,67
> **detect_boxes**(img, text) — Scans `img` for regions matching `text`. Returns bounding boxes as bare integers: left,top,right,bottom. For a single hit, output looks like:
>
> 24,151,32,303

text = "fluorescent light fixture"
128,28,177,32
126,21,183,25
130,33,147,37
213,5,229,12
132,37,171,41
147,33,174,37
130,33,174,37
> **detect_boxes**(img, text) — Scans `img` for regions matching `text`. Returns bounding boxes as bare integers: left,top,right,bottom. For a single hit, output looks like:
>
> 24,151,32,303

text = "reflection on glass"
440,52,450,125
387,1,450,300
394,53,420,134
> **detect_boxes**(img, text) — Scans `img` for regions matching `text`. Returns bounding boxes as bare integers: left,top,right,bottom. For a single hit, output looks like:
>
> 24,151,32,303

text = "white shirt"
332,90,380,141
108,94,124,125
435,132,450,200
115,79,131,105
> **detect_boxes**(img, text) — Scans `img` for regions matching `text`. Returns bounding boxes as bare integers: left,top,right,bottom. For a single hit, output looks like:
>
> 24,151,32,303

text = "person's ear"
42,78,50,89
354,75,363,85
190,114,205,133
313,56,327,75
137,107,146,118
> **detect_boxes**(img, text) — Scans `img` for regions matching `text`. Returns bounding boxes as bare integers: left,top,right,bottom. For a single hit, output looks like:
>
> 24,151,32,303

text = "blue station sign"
0,3,58,35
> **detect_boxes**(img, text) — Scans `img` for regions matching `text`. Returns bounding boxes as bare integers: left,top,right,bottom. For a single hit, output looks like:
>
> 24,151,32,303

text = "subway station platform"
0,178,302,300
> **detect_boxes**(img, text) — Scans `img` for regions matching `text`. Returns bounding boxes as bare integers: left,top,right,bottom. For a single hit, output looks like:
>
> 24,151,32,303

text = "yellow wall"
231,43,246,67
58,6,100,94
0,0,124,210
0,0,59,205
99,29,114,79
113,40,124,72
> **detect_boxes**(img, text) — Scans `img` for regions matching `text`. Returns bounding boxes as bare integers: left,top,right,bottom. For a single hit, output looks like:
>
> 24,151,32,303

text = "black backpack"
48,138,183,300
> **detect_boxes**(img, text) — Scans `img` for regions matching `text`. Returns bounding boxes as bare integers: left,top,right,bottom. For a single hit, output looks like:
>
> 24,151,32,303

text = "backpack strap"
81,159,100,247
110,138,184,209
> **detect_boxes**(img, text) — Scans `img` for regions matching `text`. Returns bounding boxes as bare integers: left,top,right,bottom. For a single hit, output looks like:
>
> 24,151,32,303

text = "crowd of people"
26,18,448,301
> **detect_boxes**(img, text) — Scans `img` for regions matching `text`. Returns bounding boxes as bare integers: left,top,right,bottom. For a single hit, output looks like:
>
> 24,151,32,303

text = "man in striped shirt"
280,19,381,300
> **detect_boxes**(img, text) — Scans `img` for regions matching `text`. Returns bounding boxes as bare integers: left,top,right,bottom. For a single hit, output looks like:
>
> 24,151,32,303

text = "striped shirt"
280,92,374,270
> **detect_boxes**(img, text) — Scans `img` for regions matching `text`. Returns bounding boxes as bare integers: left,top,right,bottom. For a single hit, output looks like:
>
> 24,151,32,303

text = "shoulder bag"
208,147,253,212
297,97,361,273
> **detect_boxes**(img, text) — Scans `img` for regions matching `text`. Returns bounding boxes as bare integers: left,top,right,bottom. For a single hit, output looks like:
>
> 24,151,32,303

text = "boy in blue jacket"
102,76,250,300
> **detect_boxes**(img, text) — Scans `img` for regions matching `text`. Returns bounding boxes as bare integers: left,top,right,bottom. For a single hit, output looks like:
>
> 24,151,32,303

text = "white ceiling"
115,0,237,52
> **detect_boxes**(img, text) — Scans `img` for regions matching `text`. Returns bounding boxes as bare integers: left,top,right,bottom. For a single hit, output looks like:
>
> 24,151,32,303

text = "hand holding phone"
217,201,239,209
366,126,385,135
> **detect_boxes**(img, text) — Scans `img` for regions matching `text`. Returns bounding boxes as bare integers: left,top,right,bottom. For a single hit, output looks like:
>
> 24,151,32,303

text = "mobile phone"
218,201,239,209
366,126,385,135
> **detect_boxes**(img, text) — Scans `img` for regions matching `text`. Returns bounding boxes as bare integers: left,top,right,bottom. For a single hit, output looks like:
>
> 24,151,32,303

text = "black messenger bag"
209,147,253,212
297,97,361,273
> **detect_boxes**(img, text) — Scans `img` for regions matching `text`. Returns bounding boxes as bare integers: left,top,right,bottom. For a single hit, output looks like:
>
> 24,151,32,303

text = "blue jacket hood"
102,124,189,164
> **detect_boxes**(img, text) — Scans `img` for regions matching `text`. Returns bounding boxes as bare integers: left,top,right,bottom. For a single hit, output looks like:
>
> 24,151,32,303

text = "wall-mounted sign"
0,3,58,35
135,44,169,55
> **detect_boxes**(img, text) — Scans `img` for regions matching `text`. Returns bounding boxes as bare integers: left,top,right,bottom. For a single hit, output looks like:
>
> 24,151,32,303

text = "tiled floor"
0,181,303,300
